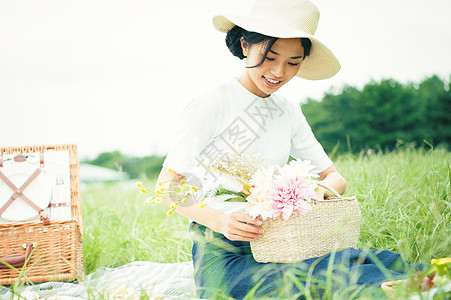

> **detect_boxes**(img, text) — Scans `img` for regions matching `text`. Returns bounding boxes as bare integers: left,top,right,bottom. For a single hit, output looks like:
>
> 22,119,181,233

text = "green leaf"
224,195,248,202
214,186,248,202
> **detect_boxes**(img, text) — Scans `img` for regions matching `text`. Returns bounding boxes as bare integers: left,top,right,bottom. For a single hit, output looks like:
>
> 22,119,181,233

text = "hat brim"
213,14,340,80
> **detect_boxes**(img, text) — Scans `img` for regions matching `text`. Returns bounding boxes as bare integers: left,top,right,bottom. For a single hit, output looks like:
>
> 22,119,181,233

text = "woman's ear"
240,37,249,57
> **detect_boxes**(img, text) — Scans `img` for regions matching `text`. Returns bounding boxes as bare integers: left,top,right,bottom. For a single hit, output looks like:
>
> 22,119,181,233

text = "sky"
1,0,450,160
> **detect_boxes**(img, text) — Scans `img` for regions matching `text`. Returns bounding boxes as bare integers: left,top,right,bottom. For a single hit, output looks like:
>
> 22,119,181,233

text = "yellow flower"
168,183,173,187
168,168,173,173
156,190,162,195
160,188,166,192
180,180,186,185
170,203,177,209
431,258,451,265
136,182,143,188
167,210,174,216
158,182,163,186
200,204,205,208
155,198,161,203
146,197,153,203
431,258,451,276
183,199,187,203
176,195,181,200
192,186,198,192
140,188,148,194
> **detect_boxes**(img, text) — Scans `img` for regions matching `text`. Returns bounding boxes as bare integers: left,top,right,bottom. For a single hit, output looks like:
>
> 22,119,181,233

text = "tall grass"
81,147,450,298
334,146,450,263
82,183,191,274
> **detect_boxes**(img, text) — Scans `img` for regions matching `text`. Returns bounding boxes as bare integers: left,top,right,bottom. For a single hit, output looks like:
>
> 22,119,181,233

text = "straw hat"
213,0,340,80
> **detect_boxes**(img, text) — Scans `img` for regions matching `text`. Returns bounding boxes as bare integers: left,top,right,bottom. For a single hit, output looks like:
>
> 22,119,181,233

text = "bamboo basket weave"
0,145,83,285
250,184,360,263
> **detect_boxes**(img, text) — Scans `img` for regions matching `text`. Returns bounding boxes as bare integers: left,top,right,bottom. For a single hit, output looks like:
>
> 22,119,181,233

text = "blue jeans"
190,222,427,299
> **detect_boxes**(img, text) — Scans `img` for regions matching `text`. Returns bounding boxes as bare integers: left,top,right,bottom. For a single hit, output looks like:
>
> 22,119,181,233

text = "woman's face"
239,38,304,98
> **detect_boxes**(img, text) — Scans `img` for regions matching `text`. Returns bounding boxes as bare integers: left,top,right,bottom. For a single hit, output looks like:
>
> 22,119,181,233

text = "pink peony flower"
242,158,318,220
269,175,316,220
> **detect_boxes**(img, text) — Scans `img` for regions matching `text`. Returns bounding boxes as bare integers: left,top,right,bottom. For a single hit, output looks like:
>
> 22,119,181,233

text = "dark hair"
225,26,312,68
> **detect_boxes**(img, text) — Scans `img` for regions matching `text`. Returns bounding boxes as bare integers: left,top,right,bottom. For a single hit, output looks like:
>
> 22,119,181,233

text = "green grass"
81,146,451,298
334,146,450,263
82,183,192,274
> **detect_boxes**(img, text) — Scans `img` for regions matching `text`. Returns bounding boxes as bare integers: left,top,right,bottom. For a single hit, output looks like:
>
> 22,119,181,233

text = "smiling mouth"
263,76,281,87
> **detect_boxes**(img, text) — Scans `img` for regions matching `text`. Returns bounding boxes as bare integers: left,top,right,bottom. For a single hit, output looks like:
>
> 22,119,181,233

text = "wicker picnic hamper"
250,184,360,263
0,144,83,285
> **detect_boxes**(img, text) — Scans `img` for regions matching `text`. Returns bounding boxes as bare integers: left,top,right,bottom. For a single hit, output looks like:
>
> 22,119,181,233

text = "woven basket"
250,184,360,263
0,144,83,285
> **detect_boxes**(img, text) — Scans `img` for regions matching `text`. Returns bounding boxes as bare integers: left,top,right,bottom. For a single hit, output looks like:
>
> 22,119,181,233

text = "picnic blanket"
1,261,449,299
0,261,197,299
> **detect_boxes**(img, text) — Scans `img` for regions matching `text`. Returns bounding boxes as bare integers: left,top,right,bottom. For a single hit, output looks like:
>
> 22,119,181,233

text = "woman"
156,0,425,298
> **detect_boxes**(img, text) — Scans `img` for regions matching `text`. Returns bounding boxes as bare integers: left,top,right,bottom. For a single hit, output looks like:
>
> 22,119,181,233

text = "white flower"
278,159,318,180
245,197,273,220
245,165,275,219
249,165,275,187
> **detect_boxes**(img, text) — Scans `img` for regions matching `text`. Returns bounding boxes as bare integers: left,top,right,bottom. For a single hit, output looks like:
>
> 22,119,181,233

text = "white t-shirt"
163,78,333,214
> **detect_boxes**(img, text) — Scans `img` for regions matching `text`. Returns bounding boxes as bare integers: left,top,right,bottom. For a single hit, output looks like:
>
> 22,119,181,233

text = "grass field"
81,146,451,298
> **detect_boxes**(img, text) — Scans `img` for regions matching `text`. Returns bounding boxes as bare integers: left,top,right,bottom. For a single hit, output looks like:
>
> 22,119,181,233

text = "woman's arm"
155,167,263,241
317,165,346,198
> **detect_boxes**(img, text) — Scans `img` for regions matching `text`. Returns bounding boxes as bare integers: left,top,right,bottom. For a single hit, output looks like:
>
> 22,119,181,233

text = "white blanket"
0,261,198,299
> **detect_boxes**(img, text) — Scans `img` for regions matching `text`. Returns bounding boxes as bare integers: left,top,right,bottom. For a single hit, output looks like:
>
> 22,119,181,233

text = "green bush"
301,75,451,154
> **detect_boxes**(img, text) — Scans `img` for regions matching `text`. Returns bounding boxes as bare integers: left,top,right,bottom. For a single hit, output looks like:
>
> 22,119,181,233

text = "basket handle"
316,182,342,198
0,243,36,269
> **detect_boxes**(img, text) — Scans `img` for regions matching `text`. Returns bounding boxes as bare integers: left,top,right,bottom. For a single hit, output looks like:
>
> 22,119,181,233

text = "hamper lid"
0,163,52,222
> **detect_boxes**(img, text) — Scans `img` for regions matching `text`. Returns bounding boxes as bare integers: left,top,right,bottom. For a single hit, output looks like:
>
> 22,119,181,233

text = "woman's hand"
315,185,327,201
317,166,346,195
217,210,263,242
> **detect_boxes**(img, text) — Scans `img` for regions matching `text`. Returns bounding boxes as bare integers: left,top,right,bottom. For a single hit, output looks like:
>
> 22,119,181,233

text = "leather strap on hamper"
0,159,50,225
0,243,36,269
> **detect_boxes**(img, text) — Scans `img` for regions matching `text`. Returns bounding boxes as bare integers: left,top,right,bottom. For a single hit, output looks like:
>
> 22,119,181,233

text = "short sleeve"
162,91,223,174
289,102,333,173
